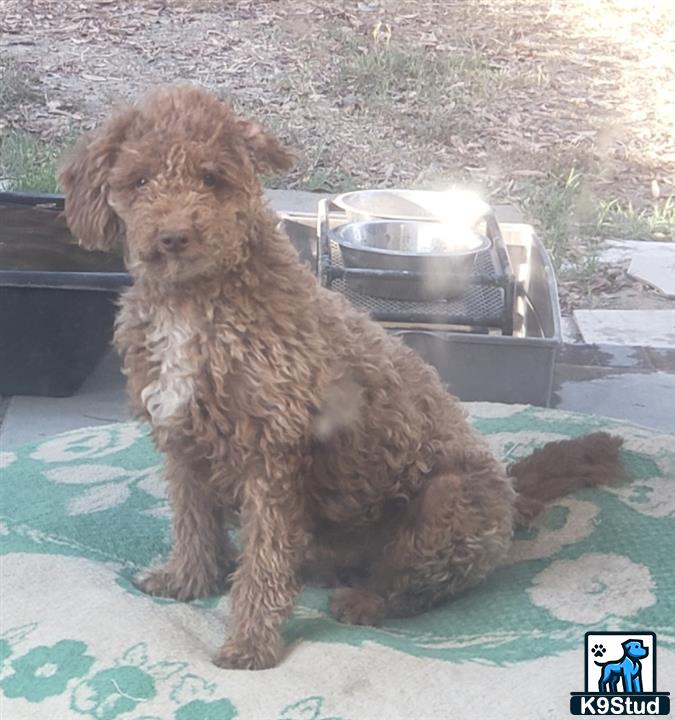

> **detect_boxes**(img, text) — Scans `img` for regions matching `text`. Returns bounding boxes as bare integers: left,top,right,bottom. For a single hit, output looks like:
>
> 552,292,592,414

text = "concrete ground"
1,190,674,449
552,344,675,434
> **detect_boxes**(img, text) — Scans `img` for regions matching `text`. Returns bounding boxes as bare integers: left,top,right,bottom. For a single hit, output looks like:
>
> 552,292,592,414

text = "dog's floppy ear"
58,106,136,251
237,119,296,176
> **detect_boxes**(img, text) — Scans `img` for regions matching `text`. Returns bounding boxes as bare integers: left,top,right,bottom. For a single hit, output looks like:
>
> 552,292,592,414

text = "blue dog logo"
570,631,671,716
596,639,649,693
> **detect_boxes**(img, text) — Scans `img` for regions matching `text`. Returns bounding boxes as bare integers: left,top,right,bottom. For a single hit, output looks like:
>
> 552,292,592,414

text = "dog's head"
58,85,294,284
622,640,648,659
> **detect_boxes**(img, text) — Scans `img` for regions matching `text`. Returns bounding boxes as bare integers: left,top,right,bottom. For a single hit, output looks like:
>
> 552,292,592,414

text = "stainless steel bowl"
332,220,491,301
333,188,490,224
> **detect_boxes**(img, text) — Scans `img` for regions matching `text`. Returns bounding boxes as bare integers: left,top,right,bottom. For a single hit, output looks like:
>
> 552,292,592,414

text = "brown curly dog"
58,85,623,670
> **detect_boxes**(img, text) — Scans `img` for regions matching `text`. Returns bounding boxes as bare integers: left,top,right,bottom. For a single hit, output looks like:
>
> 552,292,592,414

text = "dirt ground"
1,0,674,312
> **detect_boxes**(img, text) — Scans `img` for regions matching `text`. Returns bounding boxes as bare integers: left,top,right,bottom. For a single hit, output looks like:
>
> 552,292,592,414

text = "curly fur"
59,85,624,670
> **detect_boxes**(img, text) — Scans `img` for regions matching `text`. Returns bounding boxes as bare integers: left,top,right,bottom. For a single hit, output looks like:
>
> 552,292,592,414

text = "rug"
1,403,674,720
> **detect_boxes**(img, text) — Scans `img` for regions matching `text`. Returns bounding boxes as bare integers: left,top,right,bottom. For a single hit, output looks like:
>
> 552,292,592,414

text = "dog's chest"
140,311,199,426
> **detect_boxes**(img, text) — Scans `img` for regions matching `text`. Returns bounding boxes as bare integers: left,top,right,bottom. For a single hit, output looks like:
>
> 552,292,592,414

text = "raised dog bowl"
282,212,562,406
332,220,491,301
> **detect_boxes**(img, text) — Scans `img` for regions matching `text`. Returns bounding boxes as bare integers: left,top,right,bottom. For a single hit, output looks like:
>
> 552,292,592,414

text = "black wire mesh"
327,239,506,327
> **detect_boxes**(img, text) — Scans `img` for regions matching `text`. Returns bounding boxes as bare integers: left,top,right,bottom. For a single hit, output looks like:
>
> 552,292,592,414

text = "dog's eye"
135,177,149,189
203,173,217,188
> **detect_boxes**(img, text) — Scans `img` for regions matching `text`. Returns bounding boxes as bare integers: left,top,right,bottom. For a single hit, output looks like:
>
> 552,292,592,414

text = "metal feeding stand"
317,199,516,335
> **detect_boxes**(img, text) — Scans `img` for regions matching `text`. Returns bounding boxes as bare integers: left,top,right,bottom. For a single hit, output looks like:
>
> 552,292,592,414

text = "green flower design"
279,696,343,720
71,665,156,719
175,698,238,720
0,638,12,667
0,640,94,702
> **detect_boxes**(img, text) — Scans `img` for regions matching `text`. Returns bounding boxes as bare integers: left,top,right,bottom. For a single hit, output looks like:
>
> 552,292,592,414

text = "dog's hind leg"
135,454,235,601
331,470,513,624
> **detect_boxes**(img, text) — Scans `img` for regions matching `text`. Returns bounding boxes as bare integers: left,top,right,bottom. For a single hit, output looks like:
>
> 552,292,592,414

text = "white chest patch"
140,312,198,426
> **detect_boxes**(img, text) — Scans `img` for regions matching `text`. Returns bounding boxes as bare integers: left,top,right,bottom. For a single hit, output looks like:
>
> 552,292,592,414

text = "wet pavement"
553,343,675,434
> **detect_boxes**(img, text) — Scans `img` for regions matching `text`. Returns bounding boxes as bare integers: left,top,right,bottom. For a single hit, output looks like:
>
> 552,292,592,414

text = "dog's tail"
507,432,625,527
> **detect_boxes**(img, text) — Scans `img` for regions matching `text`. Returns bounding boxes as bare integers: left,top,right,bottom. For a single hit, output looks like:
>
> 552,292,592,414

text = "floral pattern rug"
1,403,674,719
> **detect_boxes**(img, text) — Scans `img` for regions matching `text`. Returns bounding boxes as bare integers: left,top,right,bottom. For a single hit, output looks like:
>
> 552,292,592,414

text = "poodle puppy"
58,85,623,670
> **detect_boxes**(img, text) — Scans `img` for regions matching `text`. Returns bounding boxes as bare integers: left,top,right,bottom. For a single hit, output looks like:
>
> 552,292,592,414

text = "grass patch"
0,58,43,117
522,166,674,304
340,44,472,102
337,23,499,105
265,163,355,193
0,131,65,193
522,167,593,272
289,165,355,193
595,197,675,242
337,31,532,146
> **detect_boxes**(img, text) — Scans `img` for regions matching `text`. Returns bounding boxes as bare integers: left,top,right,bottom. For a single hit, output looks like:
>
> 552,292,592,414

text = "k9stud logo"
570,632,670,715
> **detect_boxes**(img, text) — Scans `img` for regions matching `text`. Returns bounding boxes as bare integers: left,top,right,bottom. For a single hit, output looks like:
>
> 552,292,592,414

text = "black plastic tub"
0,191,130,397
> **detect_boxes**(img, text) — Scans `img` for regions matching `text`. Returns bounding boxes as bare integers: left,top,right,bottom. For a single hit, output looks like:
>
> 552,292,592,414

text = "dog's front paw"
330,587,386,626
134,565,220,602
213,640,279,671
134,566,192,600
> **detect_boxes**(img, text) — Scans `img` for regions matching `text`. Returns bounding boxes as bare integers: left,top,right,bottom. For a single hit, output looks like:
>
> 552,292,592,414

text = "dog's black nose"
159,232,190,253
